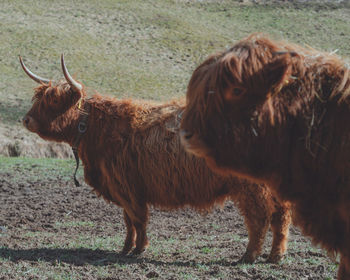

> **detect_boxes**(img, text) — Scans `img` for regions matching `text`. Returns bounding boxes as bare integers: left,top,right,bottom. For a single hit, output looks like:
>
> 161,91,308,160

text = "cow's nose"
180,129,193,140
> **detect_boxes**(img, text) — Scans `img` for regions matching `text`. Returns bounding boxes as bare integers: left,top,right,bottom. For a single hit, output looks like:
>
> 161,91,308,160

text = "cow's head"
20,55,85,138
180,35,293,168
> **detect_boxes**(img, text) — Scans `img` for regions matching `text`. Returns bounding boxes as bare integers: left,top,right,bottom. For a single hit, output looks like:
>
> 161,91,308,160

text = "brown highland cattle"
180,34,350,279
19,55,291,263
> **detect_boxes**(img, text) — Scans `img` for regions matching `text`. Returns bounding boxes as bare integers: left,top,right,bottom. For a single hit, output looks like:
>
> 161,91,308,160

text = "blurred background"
1,0,349,157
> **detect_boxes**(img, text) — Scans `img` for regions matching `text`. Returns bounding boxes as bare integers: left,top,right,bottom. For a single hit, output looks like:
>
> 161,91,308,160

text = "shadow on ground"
0,247,247,268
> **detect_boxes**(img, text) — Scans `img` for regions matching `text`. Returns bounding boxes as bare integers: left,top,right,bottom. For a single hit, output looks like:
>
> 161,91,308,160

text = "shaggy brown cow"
180,34,350,279
19,55,291,263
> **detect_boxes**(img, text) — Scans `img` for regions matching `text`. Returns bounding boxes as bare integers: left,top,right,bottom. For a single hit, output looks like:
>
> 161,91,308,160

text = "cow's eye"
233,87,244,96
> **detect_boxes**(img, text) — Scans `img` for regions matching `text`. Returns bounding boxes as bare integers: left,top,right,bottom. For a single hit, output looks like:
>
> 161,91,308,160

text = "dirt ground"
0,166,337,279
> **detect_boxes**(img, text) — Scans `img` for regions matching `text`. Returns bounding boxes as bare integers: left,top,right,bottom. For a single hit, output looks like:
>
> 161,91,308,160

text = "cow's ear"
68,87,83,107
264,53,292,94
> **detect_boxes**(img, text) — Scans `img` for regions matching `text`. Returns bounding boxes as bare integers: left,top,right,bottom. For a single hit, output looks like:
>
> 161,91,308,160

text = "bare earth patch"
0,164,337,279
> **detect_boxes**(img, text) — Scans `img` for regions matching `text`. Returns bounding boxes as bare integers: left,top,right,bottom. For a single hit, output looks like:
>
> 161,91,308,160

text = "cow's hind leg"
266,202,291,263
121,210,136,255
130,204,149,255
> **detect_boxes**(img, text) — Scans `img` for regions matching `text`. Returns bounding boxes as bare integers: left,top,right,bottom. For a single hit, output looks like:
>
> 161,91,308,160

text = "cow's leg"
234,188,270,264
121,209,136,255
132,205,149,255
266,201,291,263
338,254,350,280
239,213,269,264
124,204,149,256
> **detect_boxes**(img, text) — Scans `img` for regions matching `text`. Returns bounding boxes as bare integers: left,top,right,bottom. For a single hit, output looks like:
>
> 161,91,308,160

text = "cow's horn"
19,56,50,84
61,54,83,92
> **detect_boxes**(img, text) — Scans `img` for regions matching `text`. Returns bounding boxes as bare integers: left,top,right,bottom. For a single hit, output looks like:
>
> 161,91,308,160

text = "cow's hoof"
238,252,256,264
266,253,284,263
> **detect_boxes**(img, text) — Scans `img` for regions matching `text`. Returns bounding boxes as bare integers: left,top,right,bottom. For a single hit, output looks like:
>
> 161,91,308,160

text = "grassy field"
1,0,349,125
1,0,350,279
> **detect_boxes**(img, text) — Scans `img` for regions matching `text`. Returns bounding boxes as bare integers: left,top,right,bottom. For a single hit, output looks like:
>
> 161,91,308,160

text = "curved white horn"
19,56,50,84
61,54,83,91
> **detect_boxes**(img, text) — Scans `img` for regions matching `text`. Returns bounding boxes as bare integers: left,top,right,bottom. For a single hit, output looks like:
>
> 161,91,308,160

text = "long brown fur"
22,76,291,263
180,33,350,279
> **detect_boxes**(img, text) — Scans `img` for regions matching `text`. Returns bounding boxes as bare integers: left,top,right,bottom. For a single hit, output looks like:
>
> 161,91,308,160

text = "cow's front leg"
234,189,269,264
338,254,350,280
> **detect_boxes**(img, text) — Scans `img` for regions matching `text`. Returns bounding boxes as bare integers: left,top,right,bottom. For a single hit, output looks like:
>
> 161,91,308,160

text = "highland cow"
20,55,291,263
180,34,350,279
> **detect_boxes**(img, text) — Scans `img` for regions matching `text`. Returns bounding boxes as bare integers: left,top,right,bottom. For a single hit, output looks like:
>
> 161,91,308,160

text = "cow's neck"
215,108,291,186
67,97,135,148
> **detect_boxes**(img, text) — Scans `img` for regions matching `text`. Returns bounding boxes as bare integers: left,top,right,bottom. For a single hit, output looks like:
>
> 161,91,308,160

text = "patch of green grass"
0,259,84,280
180,272,197,280
195,263,209,271
52,235,123,251
22,231,55,239
232,233,247,242
235,262,255,270
147,235,180,257
0,156,83,183
200,246,213,254
280,254,296,265
328,263,338,272
210,222,220,230
305,257,320,265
